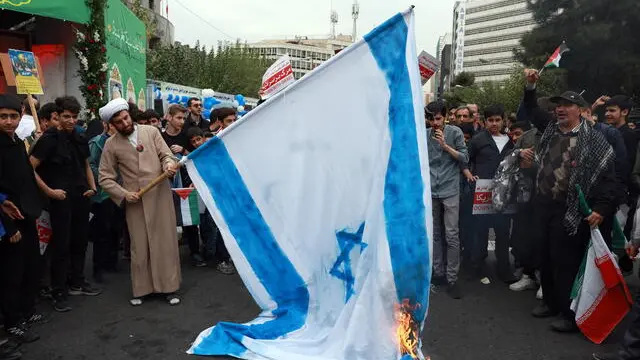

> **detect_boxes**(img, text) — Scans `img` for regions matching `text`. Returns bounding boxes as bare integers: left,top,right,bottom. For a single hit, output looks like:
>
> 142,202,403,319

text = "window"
465,19,536,36
466,0,523,14
464,31,528,46
464,45,523,57
465,8,531,25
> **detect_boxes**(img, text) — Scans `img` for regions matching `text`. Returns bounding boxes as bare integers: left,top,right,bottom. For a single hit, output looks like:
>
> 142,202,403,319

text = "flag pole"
137,156,185,197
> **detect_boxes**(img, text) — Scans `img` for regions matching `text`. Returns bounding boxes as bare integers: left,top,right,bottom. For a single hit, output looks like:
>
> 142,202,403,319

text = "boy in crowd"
30,96,101,313
162,104,206,267
0,94,45,344
186,127,235,275
88,120,123,283
208,107,237,134
424,102,469,299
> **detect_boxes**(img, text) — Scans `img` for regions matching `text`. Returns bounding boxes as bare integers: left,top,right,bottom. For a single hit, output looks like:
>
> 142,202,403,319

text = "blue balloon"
202,109,212,119
235,94,246,106
167,94,173,102
181,95,189,104
203,98,215,109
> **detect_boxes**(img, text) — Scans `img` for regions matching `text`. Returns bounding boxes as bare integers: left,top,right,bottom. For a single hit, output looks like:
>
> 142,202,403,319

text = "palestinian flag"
570,186,633,344
173,188,201,227
543,42,570,69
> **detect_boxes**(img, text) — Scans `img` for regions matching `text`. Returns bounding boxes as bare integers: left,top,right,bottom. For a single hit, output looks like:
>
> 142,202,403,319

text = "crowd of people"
1,66,640,359
426,68,640,359
0,93,241,359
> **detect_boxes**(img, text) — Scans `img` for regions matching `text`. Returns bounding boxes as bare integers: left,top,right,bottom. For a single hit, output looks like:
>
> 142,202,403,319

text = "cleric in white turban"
97,96,182,306
99,98,129,122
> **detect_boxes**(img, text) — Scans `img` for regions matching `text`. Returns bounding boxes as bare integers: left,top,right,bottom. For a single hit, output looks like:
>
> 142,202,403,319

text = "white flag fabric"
185,8,432,360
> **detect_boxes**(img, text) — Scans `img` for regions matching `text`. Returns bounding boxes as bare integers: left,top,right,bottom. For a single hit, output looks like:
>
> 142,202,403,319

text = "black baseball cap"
550,91,590,108
0,94,21,112
605,95,633,110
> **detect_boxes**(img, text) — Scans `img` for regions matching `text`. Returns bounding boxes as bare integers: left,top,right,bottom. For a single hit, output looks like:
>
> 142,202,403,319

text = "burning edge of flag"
395,299,421,359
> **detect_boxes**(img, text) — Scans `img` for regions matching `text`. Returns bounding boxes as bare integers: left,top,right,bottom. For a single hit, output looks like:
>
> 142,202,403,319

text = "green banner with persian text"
0,0,90,24
105,0,146,109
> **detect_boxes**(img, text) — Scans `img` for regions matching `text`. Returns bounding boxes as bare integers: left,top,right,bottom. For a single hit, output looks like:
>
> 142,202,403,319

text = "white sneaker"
509,274,537,291
536,286,543,300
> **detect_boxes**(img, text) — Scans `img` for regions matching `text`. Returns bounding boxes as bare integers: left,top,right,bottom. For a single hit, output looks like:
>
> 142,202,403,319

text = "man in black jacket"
521,69,617,333
0,94,45,344
468,104,516,283
184,97,210,134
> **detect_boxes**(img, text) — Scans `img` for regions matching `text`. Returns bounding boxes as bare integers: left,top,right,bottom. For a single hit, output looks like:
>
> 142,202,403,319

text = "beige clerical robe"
98,124,181,297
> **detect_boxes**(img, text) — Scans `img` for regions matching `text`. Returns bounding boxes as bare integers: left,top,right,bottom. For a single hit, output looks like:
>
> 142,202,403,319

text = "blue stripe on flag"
189,137,310,356
365,13,431,321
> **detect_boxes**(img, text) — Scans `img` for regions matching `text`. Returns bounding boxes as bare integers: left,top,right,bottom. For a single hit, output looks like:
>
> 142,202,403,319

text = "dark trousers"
0,218,40,327
473,213,511,274
618,289,640,359
49,192,90,292
535,200,589,318
459,183,475,263
200,210,230,263
90,200,123,273
183,225,201,256
511,203,539,275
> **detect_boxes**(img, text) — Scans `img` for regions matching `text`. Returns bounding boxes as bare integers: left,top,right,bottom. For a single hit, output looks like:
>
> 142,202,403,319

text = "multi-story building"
434,32,452,98
122,0,174,47
451,0,535,83
249,35,353,80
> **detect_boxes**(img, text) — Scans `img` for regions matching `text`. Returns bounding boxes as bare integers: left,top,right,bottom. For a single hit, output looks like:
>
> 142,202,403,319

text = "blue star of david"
329,222,367,303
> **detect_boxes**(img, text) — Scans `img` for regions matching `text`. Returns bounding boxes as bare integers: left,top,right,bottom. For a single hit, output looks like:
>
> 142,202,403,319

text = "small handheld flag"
540,42,570,74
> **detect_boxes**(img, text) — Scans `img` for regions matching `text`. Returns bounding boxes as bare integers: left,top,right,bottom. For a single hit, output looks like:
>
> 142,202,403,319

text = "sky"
169,0,458,56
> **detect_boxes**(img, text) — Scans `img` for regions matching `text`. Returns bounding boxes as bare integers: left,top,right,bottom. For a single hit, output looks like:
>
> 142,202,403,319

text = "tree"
452,71,476,87
146,41,269,97
517,0,640,102
442,66,567,114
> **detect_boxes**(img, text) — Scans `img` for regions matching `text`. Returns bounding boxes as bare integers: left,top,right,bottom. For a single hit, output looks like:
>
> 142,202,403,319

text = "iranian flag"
570,187,633,344
543,42,570,69
173,188,201,227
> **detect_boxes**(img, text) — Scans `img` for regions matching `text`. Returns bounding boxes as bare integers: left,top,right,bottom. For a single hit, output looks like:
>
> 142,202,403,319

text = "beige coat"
98,125,181,297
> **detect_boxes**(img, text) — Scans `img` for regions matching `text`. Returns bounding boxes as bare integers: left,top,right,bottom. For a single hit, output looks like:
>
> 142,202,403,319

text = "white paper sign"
418,50,441,85
259,55,295,100
472,179,517,215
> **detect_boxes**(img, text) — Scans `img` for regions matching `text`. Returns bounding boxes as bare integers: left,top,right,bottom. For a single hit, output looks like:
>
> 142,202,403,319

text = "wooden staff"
27,94,41,133
136,158,183,197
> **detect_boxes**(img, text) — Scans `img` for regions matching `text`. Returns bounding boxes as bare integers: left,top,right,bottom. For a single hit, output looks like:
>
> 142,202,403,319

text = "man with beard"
522,69,616,333
184,97,210,133
98,98,181,306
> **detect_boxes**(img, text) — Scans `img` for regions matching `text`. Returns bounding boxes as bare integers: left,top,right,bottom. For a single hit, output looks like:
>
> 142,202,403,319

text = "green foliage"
129,0,157,43
147,40,269,97
517,0,640,102
442,66,567,114
452,71,475,87
74,0,108,121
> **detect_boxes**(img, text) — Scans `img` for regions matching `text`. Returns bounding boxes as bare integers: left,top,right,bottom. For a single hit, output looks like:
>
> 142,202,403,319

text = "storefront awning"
0,0,90,24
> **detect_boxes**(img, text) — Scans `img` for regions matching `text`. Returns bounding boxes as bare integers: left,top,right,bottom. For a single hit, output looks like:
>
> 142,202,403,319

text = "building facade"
249,35,353,80
451,0,534,83
435,32,453,98
123,0,174,47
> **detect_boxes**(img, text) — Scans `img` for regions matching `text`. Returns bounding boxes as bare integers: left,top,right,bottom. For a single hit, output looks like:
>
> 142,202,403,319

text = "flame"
394,299,421,359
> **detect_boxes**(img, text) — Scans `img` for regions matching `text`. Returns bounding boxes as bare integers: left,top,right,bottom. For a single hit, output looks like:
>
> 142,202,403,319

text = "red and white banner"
36,210,52,255
259,55,295,100
472,180,516,215
418,50,440,85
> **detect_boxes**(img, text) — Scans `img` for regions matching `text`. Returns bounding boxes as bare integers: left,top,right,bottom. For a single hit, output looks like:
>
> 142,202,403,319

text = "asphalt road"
21,246,632,360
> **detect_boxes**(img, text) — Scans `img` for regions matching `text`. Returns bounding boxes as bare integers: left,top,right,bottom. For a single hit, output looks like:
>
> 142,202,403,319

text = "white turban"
99,98,129,122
